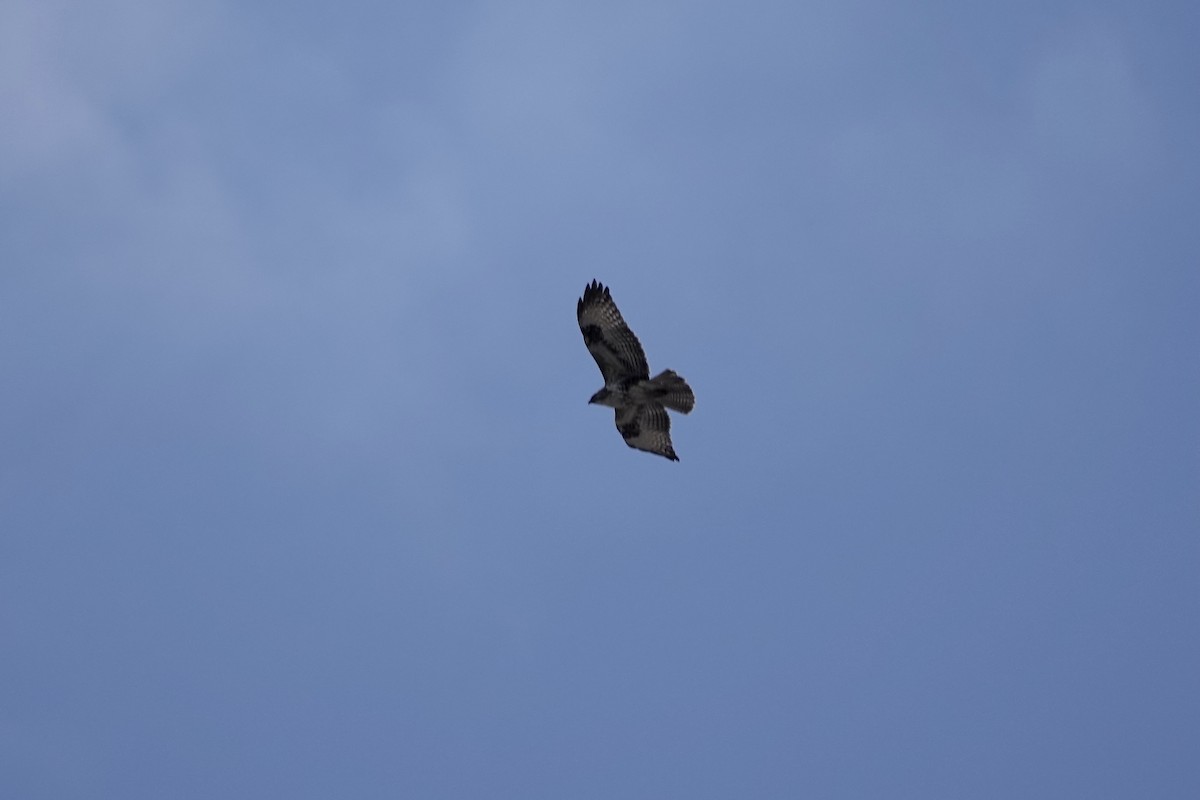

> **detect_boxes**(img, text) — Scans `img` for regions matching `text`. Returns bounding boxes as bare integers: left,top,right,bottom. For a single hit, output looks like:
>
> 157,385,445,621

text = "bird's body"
577,280,694,461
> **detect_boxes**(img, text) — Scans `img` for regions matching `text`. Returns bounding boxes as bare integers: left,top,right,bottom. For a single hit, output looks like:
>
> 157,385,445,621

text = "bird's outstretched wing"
615,403,678,461
577,280,649,384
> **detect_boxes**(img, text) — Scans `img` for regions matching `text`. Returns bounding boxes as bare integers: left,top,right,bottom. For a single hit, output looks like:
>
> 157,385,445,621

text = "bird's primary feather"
577,280,650,385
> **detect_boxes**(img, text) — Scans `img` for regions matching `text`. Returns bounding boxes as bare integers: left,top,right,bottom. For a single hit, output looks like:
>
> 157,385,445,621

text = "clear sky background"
3,1,1198,798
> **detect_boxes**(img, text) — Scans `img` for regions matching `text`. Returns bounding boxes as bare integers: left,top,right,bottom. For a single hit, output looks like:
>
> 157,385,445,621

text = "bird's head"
588,388,612,406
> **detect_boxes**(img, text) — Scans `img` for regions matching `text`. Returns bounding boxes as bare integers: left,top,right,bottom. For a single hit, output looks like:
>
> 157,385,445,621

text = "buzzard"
577,280,695,461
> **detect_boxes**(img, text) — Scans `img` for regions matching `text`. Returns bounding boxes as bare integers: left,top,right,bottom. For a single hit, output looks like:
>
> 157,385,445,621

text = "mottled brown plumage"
577,280,694,461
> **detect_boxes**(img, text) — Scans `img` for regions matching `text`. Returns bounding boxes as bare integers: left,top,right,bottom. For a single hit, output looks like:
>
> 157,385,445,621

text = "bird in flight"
577,280,694,461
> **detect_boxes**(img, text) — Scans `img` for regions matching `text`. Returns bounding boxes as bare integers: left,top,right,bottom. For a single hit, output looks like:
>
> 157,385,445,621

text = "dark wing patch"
578,280,650,384
615,403,678,461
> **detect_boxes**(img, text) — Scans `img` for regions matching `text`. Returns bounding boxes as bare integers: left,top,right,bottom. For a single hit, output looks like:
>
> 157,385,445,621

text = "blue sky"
2,1,1198,797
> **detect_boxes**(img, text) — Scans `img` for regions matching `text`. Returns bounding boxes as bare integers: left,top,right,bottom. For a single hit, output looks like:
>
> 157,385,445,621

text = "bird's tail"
649,369,695,414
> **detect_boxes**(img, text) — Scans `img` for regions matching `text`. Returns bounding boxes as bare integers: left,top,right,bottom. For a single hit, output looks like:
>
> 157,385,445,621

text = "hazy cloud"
1027,21,1158,170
